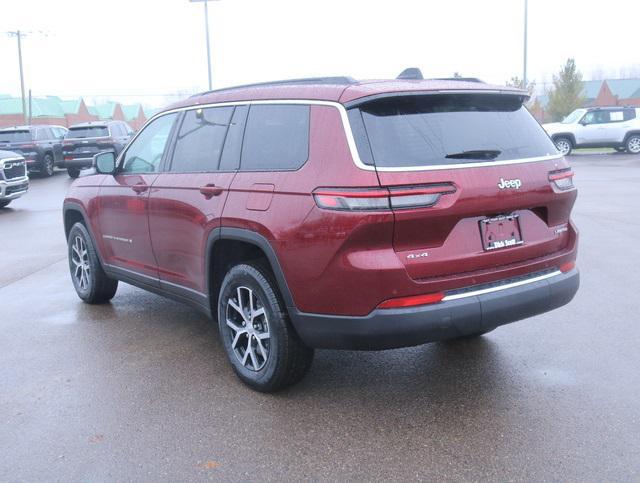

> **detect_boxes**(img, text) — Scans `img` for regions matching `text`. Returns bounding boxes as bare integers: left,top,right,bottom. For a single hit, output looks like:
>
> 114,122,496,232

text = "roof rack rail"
191,76,357,98
431,77,485,83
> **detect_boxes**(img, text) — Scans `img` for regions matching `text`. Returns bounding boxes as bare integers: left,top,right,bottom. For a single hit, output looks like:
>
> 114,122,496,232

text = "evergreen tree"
546,59,585,122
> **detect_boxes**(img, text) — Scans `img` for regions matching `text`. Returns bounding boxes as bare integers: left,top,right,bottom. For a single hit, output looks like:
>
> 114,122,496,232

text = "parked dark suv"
0,125,66,176
61,120,133,178
63,73,579,392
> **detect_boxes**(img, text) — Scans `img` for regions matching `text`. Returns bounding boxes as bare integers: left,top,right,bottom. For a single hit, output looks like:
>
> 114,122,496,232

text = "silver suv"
542,107,640,155
0,150,29,208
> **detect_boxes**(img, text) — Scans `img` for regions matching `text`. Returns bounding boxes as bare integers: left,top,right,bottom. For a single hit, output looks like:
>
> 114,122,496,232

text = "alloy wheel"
225,286,270,371
555,139,571,156
71,235,91,291
628,136,640,154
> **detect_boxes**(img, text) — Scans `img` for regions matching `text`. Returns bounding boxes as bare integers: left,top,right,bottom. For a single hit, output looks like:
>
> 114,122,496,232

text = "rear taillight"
560,261,576,273
62,140,74,146
313,184,456,211
378,291,445,309
97,138,114,145
549,169,574,190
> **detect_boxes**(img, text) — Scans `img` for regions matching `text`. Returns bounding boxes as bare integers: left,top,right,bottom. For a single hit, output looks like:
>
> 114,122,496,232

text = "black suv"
0,125,66,177
60,121,133,178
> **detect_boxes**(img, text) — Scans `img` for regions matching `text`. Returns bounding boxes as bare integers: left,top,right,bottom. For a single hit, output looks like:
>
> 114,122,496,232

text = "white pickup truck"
0,150,29,208
543,107,640,155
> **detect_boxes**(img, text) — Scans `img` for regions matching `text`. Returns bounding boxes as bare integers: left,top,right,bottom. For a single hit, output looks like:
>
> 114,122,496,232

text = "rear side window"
35,128,50,141
240,104,309,171
170,106,234,172
0,130,32,142
66,126,109,138
348,94,557,168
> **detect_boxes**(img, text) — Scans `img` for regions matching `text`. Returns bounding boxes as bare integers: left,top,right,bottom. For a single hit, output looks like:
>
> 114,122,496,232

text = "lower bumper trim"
289,269,579,350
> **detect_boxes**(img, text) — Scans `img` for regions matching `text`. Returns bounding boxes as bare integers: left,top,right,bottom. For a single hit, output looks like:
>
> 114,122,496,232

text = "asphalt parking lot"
1,153,639,481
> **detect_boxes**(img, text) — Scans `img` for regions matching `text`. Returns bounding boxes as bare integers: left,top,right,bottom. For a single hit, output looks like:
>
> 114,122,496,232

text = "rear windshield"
347,94,557,168
66,126,109,139
0,130,32,143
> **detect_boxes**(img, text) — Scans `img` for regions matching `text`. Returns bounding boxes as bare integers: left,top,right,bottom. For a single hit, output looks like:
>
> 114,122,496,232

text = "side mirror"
93,151,116,175
579,120,588,126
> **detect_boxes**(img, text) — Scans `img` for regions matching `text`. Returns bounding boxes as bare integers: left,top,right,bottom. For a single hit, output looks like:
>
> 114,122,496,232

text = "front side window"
582,110,610,124
120,113,177,174
348,94,557,168
623,109,636,121
170,106,234,172
240,104,310,171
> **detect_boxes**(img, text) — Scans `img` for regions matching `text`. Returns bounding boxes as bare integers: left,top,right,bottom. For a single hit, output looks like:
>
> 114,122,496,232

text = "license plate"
479,214,523,251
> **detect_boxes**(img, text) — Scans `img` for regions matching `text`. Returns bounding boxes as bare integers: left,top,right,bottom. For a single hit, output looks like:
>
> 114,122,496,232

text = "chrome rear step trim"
442,270,563,301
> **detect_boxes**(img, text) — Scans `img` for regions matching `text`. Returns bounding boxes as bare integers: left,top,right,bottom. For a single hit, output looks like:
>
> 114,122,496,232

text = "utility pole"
190,0,220,91
523,0,528,88
7,30,27,124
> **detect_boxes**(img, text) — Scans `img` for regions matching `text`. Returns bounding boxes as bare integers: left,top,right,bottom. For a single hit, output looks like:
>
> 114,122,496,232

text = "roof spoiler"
396,68,424,80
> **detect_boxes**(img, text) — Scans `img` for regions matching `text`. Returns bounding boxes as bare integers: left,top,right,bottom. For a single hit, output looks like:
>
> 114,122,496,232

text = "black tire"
67,222,118,304
554,137,573,156
42,154,54,177
0,200,11,208
67,167,80,178
614,147,626,153
625,134,640,154
217,262,314,392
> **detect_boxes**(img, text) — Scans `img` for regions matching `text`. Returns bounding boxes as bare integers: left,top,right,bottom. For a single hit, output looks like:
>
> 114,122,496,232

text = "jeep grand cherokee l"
0,125,65,177
61,121,133,178
543,106,640,155
63,74,579,392
0,150,29,208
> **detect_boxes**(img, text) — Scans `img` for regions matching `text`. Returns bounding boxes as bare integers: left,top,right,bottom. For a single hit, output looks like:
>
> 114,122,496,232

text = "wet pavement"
1,154,639,481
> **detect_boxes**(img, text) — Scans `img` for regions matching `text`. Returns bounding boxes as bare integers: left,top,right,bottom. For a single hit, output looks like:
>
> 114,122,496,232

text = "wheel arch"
623,130,640,143
206,228,296,316
63,202,105,266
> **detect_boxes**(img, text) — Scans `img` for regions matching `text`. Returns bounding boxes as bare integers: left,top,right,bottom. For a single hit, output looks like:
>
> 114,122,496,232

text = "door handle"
131,183,149,194
199,184,224,198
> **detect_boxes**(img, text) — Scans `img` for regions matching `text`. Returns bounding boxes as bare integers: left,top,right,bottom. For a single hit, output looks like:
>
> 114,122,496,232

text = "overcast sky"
0,0,638,107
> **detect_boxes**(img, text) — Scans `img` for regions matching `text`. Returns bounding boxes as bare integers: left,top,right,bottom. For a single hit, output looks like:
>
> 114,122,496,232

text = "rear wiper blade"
445,149,501,160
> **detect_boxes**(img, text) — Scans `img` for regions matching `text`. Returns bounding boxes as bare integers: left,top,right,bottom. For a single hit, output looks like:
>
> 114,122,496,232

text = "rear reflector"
549,169,574,190
560,261,576,273
313,184,455,211
377,292,445,309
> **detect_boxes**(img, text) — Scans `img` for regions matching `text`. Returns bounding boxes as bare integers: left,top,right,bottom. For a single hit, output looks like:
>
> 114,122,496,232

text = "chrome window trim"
136,99,563,173
442,270,563,302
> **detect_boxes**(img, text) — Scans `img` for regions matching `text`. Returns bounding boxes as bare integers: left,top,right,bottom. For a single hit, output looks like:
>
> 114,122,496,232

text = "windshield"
0,130,32,143
347,94,557,168
562,109,586,124
66,126,109,139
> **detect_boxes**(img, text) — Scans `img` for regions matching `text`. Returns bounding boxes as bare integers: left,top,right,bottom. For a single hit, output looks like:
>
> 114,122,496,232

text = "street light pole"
7,30,27,124
523,0,528,88
190,0,219,91
204,0,212,91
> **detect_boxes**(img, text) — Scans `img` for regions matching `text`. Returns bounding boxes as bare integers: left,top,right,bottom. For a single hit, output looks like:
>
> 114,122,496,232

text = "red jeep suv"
63,73,579,392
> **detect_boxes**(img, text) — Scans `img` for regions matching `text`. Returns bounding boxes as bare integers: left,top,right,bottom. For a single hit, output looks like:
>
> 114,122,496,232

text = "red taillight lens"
560,261,576,273
62,140,74,146
378,292,445,309
313,184,455,211
549,169,574,190
97,138,114,145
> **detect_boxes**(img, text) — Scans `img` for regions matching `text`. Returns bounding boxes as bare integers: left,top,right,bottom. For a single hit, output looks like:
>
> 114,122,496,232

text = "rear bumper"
58,157,93,169
0,177,29,200
290,269,579,350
